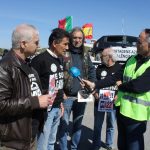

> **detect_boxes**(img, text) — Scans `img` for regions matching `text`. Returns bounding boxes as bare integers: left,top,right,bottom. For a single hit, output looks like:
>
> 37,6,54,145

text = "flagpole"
71,16,73,30
122,18,125,35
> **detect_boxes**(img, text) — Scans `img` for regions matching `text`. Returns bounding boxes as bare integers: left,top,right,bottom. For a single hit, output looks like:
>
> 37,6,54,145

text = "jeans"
37,108,61,150
92,105,116,149
116,107,147,150
59,98,86,150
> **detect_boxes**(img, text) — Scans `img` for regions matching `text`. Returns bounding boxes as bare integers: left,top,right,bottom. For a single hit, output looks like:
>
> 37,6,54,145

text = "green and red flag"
82,23,93,39
58,16,73,32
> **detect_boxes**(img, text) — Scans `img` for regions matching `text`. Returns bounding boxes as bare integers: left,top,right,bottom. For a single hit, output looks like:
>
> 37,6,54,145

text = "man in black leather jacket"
0,24,51,150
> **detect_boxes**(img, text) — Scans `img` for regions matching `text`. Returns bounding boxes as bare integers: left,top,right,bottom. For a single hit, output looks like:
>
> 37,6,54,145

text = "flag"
58,16,73,32
82,23,93,39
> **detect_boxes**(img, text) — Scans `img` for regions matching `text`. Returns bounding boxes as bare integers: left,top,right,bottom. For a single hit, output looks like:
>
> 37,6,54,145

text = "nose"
76,38,80,42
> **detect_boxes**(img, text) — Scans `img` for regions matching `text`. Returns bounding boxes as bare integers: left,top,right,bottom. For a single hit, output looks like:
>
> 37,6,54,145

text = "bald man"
92,48,121,150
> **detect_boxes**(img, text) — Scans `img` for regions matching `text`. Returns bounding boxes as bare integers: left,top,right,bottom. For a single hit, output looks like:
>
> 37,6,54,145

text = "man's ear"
20,41,26,49
52,40,57,48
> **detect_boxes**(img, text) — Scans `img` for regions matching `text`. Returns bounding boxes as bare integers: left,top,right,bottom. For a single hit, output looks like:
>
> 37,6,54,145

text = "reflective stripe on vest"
118,56,150,120
123,94,150,106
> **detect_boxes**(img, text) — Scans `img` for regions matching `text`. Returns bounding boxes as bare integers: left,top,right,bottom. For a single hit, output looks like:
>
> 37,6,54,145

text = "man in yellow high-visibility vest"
83,29,150,150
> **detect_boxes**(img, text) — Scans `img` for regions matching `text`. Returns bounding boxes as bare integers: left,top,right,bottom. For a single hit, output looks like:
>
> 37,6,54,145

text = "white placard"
77,90,94,102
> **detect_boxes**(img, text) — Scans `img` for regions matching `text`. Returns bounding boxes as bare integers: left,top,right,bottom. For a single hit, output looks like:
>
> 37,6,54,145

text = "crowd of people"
0,23,150,150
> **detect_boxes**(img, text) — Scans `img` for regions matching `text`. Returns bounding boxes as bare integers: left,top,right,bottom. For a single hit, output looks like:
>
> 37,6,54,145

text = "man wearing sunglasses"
83,29,150,150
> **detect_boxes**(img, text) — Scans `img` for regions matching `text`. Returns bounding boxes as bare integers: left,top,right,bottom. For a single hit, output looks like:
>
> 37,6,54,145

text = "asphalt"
56,102,150,150
79,102,150,150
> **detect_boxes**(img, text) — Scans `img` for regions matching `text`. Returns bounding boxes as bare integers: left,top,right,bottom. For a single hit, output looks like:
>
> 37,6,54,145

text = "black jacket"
0,50,41,150
95,62,121,107
95,55,150,93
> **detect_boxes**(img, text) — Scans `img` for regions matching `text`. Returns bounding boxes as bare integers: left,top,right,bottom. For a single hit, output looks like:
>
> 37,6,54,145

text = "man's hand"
82,79,95,90
116,80,122,86
93,92,99,100
114,95,118,102
38,94,52,108
63,93,68,100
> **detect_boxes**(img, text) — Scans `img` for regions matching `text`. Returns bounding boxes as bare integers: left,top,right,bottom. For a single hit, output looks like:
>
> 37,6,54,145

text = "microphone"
69,67,93,93
69,67,84,84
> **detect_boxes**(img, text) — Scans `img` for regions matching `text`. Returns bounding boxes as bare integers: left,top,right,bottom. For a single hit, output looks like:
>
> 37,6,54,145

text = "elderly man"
83,29,150,150
0,24,51,150
92,48,121,150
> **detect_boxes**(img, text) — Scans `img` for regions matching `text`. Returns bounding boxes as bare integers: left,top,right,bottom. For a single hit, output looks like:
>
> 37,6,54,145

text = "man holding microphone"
83,29,150,150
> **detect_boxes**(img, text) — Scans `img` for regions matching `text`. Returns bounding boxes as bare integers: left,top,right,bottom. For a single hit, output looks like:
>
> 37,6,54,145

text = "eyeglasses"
30,41,39,46
100,54,108,58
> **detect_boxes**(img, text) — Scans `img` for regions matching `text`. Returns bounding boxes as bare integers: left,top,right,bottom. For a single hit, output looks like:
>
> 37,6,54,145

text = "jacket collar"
5,50,32,76
135,54,150,63
47,49,58,58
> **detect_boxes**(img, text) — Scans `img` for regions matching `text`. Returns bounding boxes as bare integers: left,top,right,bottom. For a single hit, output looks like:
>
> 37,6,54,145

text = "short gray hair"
12,24,39,49
103,48,118,62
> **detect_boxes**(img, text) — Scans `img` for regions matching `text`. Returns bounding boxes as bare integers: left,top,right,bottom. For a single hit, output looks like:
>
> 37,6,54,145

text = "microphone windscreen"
69,67,80,77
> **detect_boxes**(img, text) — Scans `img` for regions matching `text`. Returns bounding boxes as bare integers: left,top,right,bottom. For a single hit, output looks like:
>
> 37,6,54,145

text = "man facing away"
59,27,96,150
92,48,121,150
0,24,51,150
83,29,150,150
31,28,70,150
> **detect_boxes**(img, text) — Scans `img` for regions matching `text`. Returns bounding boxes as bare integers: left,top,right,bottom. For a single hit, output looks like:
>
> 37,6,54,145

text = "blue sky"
0,0,149,49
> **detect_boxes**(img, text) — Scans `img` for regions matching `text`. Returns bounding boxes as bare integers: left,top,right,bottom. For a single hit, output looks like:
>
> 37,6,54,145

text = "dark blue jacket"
64,48,96,96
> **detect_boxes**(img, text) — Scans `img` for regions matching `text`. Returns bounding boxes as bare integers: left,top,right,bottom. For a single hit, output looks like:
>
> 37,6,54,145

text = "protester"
31,28,70,150
92,48,121,150
83,28,150,150
59,27,96,150
0,24,51,150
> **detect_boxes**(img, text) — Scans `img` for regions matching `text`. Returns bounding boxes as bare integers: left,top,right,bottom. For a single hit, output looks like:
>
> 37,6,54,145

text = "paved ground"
79,102,150,150
56,102,150,150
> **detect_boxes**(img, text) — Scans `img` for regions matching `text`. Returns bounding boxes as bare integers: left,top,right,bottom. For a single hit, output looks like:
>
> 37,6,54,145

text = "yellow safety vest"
116,56,150,121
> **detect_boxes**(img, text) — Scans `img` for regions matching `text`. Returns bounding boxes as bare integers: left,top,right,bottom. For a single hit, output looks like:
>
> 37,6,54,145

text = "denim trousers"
59,98,86,150
116,107,147,150
37,107,61,150
92,105,116,149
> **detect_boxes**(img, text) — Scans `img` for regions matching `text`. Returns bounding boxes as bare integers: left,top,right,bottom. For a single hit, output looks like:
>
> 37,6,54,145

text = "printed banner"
98,89,115,112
